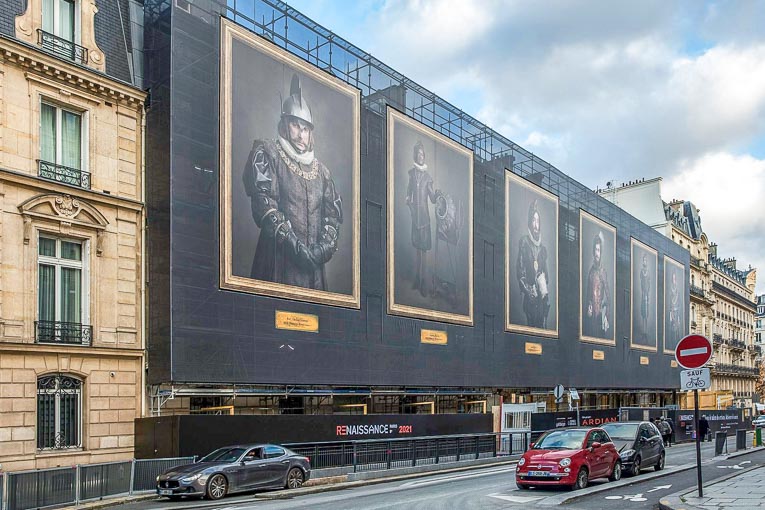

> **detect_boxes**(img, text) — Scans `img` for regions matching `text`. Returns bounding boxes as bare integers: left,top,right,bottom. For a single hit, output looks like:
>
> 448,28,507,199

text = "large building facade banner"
219,19,361,308
387,108,474,325
631,238,658,351
579,210,617,345
505,172,559,337
664,256,685,354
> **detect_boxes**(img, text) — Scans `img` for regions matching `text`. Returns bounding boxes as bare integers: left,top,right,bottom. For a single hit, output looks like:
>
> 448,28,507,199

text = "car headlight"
619,449,635,460
518,458,526,466
559,458,571,467
180,473,202,483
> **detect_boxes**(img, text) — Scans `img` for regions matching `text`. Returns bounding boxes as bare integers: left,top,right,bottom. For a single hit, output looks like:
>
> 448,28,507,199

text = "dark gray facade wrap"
144,0,690,390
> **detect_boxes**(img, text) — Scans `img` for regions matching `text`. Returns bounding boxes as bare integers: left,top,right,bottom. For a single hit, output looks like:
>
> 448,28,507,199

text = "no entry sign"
675,334,713,369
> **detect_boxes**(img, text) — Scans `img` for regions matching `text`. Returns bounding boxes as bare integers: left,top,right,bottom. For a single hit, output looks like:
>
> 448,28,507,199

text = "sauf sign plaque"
680,367,710,390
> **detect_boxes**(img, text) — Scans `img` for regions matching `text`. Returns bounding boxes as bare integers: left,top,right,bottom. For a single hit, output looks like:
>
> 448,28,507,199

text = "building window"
37,235,91,345
37,374,82,450
39,102,90,188
38,0,87,63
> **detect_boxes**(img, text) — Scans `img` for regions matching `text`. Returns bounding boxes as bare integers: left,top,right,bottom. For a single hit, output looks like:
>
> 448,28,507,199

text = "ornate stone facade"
0,22,145,470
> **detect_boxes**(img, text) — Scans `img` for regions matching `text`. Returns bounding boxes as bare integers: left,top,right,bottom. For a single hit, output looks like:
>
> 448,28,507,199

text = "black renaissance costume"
584,232,610,338
516,200,550,328
406,141,436,296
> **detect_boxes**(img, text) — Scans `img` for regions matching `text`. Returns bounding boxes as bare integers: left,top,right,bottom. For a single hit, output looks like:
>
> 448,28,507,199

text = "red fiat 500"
515,427,621,490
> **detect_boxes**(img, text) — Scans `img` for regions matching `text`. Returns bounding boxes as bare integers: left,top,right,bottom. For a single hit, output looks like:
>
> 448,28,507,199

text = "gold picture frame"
386,107,474,326
219,19,360,308
579,210,617,346
663,256,685,354
505,171,559,337
630,238,658,352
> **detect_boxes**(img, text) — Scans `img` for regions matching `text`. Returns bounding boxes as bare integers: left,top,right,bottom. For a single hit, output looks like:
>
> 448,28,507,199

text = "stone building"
0,0,145,470
599,178,760,410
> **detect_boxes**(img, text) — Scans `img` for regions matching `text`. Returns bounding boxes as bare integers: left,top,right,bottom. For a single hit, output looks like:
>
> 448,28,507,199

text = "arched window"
37,374,82,449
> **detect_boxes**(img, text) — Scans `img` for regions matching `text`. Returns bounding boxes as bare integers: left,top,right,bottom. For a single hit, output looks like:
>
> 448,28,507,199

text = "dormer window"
38,0,87,64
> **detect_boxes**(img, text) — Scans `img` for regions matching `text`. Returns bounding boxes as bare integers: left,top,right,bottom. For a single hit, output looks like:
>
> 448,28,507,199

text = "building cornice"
0,167,144,212
0,35,145,109
0,342,144,357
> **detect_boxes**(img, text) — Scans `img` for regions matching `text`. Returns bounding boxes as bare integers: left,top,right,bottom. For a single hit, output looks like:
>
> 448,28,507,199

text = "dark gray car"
156,444,311,500
602,421,665,476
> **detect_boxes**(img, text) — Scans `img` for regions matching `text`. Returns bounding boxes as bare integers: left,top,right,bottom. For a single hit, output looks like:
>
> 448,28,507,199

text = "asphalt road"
122,433,758,510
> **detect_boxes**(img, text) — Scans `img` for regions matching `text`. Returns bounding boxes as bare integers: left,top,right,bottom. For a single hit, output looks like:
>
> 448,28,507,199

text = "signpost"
553,384,565,412
676,334,713,498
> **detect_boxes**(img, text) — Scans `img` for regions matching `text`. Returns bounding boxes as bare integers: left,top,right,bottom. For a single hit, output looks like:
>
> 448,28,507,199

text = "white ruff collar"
413,161,428,171
528,228,542,247
278,136,314,165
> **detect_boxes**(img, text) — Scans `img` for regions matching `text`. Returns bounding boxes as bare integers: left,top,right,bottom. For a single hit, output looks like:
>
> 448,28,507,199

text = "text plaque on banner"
275,311,319,333
680,367,710,390
421,329,448,345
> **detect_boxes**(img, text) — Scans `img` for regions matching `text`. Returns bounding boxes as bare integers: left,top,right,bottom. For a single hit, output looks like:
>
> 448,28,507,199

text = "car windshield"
199,447,247,463
533,430,587,450
602,423,638,439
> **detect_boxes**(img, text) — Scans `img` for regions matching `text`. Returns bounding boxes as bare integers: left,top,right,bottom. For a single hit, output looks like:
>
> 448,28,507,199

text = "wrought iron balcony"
37,29,88,65
690,285,706,299
38,160,91,189
729,339,746,350
710,363,759,377
35,321,92,346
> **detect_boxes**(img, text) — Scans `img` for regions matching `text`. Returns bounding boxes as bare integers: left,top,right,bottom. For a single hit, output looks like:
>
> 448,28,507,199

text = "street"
118,434,761,510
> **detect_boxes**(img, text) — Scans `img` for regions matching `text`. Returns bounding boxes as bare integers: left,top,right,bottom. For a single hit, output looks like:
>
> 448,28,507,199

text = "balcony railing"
38,160,91,189
35,321,92,346
690,285,706,299
37,29,88,65
729,339,746,350
710,363,759,377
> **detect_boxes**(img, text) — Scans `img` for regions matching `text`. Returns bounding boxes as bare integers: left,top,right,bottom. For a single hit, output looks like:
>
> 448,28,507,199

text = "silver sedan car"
156,444,311,500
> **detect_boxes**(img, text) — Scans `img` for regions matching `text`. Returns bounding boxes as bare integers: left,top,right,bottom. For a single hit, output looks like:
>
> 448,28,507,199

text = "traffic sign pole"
694,389,703,497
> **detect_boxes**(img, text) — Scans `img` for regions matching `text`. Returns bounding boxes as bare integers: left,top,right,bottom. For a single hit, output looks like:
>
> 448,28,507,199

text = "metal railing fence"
286,432,527,473
78,461,132,502
1,456,195,510
132,457,197,492
6,467,76,510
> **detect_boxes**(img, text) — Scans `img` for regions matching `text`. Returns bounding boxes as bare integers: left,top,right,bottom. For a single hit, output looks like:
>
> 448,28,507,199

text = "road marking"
647,484,672,493
488,492,544,503
398,466,515,488
605,493,647,502
680,347,708,356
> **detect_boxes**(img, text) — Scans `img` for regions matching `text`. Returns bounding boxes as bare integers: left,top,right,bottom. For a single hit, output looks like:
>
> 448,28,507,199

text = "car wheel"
630,455,641,476
286,467,305,489
609,461,622,482
572,467,588,490
655,451,665,471
205,474,227,500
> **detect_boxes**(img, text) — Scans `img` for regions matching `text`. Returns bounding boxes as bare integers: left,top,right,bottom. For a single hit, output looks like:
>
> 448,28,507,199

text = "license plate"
528,470,551,476
158,489,173,496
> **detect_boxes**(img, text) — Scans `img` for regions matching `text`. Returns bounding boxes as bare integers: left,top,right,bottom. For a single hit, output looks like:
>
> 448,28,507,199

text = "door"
500,403,535,454
239,447,269,488
262,445,289,486
585,430,609,477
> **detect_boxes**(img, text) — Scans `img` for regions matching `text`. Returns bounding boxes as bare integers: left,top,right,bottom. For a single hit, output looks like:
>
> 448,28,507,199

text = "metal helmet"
281,74,313,128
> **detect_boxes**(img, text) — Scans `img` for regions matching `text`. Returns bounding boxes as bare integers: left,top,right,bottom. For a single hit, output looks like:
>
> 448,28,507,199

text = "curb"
657,447,765,510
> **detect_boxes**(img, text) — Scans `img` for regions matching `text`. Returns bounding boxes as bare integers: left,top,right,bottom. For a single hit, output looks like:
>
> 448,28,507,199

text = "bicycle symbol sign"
679,368,710,390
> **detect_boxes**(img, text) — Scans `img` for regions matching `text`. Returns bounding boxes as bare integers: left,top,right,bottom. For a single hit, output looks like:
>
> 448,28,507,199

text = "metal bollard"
714,431,727,456
736,429,748,451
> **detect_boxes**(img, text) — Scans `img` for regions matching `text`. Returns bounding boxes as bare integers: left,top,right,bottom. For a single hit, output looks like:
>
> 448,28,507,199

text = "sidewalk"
660,464,765,510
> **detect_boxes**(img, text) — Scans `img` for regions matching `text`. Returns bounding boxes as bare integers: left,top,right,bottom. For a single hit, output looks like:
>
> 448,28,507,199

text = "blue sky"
287,0,765,293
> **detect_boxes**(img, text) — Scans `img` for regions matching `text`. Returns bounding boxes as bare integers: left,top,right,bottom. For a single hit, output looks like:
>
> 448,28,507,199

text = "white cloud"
664,152,765,292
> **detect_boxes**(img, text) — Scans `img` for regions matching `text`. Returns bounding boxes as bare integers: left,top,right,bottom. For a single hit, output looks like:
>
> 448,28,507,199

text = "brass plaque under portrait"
664,256,685,355
505,171,559,337
640,356,650,365
420,329,448,345
219,19,360,308
275,311,319,333
579,210,616,346
630,238,658,352
387,107,474,325
525,342,543,355
592,350,605,361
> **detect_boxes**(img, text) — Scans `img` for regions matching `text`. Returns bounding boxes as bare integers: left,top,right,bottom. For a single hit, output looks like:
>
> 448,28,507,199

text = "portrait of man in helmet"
506,173,558,336
631,239,657,351
221,23,359,308
580,211,616,344
388,108,474,325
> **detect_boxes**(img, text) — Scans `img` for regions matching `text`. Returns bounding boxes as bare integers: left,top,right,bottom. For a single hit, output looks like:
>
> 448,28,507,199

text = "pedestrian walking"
699,415,710,442
665,416,674,447
658,417,671,446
